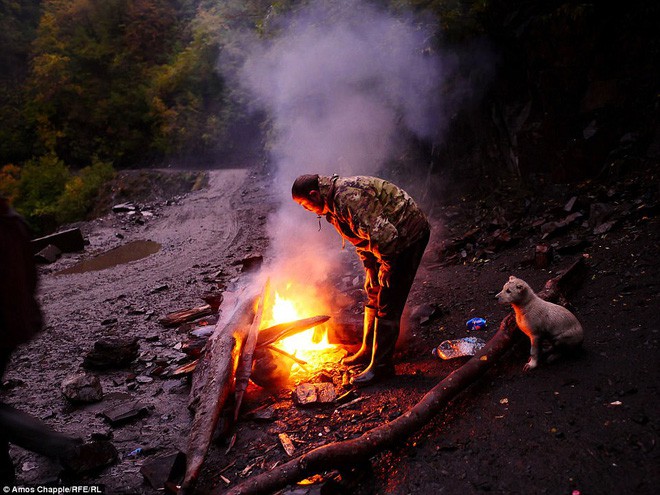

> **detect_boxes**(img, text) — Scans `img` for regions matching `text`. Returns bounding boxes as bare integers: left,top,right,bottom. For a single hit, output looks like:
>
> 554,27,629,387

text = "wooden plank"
31,228,85,253
234,281,269,421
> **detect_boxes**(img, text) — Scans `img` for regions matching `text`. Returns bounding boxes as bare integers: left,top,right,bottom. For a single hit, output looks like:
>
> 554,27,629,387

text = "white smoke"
229,0,448,292
239,0,443,184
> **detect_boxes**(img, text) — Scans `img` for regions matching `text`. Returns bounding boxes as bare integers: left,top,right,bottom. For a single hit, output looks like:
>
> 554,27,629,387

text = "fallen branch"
180,288,260,495
219,257,587,495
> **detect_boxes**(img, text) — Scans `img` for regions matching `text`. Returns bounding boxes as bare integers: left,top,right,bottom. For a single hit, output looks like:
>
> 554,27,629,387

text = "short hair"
291,174,320,199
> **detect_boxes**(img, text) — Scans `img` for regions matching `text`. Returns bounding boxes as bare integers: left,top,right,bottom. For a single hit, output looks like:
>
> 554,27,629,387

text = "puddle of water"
57,240,161,275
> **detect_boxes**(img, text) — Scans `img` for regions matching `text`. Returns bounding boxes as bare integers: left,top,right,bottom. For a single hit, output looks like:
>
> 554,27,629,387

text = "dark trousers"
366,228,430,321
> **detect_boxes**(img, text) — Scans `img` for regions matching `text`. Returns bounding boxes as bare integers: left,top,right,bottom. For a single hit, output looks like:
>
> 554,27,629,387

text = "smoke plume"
230,0,449,293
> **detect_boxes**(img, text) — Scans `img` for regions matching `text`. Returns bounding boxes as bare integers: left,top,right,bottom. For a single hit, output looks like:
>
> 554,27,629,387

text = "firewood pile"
150,281,351,494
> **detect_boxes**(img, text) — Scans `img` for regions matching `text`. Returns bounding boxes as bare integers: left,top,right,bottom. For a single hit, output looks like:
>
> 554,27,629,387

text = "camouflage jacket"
318,175,429,268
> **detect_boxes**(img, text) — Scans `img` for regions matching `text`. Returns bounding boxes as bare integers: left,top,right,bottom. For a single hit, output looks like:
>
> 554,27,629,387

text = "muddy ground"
1,164,658,495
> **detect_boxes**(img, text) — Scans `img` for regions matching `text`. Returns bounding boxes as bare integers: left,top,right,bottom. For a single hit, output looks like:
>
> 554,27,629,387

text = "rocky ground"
1,163,658,495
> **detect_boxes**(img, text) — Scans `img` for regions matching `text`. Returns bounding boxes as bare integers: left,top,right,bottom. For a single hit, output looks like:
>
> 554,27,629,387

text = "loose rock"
61,373,104,403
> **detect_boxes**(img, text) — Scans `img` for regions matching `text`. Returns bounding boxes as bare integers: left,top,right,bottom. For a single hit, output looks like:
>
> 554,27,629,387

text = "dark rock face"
432,2,658,187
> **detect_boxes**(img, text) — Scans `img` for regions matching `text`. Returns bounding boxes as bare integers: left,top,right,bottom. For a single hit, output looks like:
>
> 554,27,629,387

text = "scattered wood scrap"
159,305,214,328
101,401,150,426
278,433,296,457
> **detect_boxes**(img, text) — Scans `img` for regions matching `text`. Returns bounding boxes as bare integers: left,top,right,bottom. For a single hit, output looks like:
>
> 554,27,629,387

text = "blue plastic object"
466,317,487,331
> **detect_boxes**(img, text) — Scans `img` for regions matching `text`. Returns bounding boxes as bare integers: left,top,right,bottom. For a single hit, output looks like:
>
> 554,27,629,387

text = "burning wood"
234,282,269,421
249,347,298,390
168,314,329,380
256,315,331,348
179,288,261,495
179,279,340,493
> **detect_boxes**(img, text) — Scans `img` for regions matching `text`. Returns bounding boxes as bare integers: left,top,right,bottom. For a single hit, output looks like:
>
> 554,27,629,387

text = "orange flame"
259,283,336,370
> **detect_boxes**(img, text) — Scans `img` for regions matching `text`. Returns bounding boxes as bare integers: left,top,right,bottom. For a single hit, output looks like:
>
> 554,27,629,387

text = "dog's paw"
523,360,538,372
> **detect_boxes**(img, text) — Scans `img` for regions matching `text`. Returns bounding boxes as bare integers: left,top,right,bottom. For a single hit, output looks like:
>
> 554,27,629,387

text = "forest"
0,0,657,232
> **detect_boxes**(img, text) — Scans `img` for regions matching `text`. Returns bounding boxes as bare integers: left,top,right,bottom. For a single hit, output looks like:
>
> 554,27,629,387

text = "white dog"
496,276,584,371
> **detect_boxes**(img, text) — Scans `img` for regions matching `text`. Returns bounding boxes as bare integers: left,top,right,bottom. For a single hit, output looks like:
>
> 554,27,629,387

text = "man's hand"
378,266,391,288
364,267,378,291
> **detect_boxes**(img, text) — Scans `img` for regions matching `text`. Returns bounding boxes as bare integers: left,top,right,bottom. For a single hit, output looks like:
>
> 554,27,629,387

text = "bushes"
56,160,116,224
0,164,22,204
15,153,70,226
8,154,115,233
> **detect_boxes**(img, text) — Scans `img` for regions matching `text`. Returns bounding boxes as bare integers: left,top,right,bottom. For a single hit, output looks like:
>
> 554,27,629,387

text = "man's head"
292,174,326,215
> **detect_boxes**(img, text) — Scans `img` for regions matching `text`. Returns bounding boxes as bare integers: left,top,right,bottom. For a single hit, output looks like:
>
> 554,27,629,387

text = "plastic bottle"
432,337,486,360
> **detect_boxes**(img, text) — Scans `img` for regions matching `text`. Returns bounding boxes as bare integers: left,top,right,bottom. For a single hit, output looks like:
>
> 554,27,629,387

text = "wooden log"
256,315,331,348
219,258,587,495
179,288,260,495
234,281,269,421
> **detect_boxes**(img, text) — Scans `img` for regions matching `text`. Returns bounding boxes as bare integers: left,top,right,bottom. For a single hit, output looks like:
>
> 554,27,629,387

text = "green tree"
56,159,116,223
0,164,22,204
0,0,42,164
148,20,226,156
27,0,183,167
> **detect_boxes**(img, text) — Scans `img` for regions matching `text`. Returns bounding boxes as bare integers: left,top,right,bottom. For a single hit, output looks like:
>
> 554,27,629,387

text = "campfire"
176,277,351,493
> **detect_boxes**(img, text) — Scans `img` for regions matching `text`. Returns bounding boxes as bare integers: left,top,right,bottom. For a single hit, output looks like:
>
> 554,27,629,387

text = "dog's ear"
509,275,516,282
516,282,525,290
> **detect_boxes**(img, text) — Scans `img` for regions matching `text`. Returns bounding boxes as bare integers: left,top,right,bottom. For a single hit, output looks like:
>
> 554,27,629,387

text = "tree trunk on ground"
180,289,260,495
219,258,587,495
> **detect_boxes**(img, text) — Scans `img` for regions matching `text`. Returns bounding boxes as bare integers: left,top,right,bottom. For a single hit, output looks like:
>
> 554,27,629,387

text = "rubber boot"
351,318,399,386
341,306,377,366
